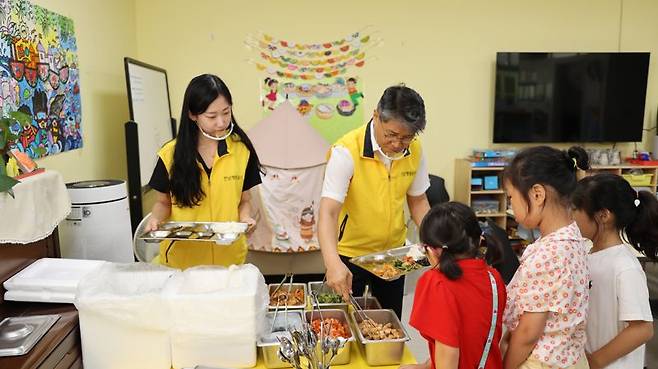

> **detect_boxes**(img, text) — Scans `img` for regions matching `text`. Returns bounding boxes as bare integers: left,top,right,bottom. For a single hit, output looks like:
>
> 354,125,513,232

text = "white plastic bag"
163,263,268,368
74,262,178,369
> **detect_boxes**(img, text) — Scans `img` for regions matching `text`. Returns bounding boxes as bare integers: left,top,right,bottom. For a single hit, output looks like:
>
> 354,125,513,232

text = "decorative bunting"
247,31,376,81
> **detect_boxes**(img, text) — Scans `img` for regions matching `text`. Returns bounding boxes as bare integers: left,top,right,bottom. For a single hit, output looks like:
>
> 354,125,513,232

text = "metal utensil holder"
277,276,347,369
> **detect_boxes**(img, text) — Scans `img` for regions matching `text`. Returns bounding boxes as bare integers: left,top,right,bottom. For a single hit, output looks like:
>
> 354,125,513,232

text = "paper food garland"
248,31,373,80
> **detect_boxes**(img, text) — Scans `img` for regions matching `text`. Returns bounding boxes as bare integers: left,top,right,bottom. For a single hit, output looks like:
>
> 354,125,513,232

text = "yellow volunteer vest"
157,135,250,269
332,123,422,258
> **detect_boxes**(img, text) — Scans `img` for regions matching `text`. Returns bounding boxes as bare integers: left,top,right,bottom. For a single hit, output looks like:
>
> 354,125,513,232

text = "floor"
401,269,429,363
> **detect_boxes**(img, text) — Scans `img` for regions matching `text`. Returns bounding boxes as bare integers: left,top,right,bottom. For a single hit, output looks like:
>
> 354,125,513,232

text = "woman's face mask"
198,121,233,141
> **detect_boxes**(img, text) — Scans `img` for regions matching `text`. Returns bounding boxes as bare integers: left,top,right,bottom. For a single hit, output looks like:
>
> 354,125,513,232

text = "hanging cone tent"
247,101,330,252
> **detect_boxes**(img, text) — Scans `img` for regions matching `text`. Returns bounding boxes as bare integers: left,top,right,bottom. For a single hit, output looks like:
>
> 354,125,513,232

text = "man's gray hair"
376,84,426,133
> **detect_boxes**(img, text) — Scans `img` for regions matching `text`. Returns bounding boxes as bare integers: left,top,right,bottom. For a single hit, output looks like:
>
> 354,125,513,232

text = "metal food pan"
307,282,348,311
304,309,354,365
352,296,382,310
257,311,304,369
268,283,307,310
350,309,409,366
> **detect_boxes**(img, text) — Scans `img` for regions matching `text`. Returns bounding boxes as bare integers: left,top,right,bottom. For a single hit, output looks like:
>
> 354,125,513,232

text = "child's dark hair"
504,146,590,205
419,202,504,280
265,77,278,87
572,173,658,260
347,77,357,83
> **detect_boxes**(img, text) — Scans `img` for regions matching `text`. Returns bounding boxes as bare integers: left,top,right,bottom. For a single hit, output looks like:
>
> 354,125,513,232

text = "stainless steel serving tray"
0,314,60,357
348,245,430,281
138,221,248,245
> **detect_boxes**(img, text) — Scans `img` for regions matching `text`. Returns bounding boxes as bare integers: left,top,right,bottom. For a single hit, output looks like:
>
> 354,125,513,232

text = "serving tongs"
270,273,294,334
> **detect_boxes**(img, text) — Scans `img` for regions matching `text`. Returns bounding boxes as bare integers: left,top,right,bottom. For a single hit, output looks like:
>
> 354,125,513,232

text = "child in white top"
572,173,655,369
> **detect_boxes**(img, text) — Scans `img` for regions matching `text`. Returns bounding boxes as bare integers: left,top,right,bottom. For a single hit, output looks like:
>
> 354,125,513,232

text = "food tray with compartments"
138,221,248,245
349,245,430,281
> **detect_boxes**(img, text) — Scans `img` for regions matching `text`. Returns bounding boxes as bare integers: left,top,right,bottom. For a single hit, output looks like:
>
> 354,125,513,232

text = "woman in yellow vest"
145,74,262,269
319,85,431,318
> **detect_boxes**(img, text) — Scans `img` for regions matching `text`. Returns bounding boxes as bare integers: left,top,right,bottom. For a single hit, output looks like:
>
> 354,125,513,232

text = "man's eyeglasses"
382,130,416,145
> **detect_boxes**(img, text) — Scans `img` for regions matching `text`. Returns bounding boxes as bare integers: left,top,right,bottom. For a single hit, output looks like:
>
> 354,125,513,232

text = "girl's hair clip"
634,190,641,207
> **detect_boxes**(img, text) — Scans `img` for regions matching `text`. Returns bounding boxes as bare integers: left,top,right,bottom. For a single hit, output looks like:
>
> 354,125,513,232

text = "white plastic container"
163,264,268,369
74,263,176,369
3,258,104,303
59,180,134,262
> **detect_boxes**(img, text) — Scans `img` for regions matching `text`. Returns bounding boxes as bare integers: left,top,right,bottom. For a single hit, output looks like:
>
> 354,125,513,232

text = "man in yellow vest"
319,85,431,317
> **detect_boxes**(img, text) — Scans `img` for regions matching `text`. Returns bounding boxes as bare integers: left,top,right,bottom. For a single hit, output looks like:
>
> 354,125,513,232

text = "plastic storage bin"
74,263,176,369
471,199,500,214
622,173,654,186
483,175,499,190
164,264,268,369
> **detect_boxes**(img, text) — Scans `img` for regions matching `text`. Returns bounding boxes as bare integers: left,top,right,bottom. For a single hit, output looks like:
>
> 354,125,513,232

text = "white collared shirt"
321,122,430,203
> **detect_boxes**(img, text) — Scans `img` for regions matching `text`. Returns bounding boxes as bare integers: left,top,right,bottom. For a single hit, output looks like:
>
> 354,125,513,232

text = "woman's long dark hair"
419,202,504,280
572,173,658,260
170,74,261,207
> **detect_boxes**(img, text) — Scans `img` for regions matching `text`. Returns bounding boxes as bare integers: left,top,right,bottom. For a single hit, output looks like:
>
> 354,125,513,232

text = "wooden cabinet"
0,229,82,369
455,159,658,233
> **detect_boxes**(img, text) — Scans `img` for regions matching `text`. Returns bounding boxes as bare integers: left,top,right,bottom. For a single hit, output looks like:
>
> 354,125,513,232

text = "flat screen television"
493,52,650,143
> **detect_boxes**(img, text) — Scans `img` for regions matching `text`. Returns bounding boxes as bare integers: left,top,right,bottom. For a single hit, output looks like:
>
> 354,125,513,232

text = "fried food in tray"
349,245,430,281
358,319,403,340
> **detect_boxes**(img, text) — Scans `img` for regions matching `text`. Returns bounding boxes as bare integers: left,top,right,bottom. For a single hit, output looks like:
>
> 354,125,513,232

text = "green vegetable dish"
316,292,343,303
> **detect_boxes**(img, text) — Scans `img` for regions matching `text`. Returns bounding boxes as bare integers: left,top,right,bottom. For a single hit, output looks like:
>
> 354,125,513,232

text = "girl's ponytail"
626,190,658,260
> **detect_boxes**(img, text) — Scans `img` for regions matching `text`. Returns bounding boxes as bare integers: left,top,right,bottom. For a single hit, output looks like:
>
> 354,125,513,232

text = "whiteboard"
124,58,174,187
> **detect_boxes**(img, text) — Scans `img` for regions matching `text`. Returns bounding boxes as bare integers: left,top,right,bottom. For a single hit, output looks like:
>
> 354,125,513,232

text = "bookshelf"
454,159,658,232
587,165,658,194
454,159,508,229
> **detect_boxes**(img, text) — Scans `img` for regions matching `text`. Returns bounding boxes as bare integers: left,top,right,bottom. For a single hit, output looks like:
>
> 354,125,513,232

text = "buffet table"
252,344,417,368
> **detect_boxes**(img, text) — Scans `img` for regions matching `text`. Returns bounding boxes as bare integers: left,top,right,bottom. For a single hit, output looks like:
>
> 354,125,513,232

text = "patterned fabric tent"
247,101,330,252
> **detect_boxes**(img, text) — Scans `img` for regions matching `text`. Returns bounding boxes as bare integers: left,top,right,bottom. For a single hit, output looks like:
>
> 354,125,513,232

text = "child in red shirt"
406,202,507,369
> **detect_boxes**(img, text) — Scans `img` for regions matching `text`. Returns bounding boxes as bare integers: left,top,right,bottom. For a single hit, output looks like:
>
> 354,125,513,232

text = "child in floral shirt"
503,146,591,369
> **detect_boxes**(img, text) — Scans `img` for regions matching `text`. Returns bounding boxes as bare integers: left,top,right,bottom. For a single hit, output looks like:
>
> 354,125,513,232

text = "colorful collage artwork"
0,0,82,159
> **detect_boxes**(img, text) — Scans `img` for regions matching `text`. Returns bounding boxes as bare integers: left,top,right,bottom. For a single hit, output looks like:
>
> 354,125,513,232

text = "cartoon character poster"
0,0,82,159
249,31,375,144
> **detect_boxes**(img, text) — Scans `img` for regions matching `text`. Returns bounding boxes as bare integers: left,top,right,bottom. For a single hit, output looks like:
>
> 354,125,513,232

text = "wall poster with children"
248,31,374,144
0,0,82,159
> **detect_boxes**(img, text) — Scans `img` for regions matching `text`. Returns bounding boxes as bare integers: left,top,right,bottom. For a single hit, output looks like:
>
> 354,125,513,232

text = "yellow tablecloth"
253,341,417,368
